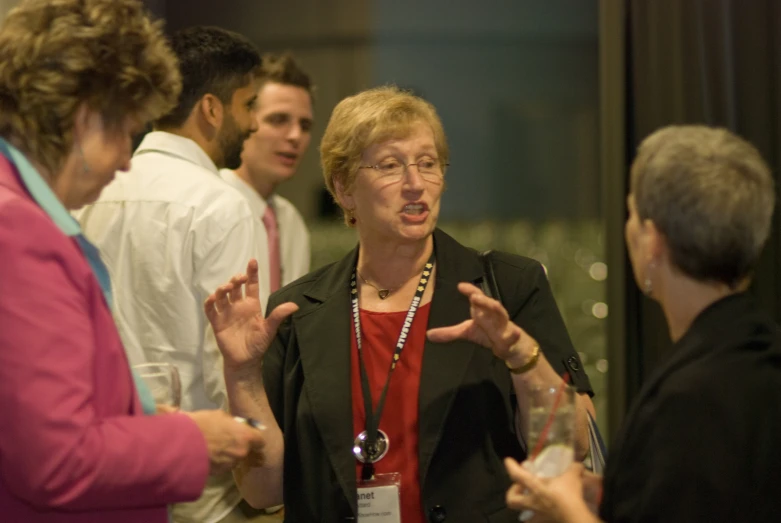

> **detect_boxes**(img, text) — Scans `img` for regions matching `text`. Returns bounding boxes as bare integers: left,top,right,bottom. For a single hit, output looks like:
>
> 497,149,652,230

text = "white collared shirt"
75,131,269,523
220,169,311,289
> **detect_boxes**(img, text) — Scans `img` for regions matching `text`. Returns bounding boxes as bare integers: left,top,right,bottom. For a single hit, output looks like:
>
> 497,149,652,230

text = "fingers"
467,289,510,329
265,302,299,333
505,458,544,492
229,273,247,303
215,284,232,312
231,422,266,470
464,286,521,352
505,457,529,483
427,319,473,343
505,458,543,512
203,293,219,323
203,268,252,321
245,259,260,301
239,423,266,451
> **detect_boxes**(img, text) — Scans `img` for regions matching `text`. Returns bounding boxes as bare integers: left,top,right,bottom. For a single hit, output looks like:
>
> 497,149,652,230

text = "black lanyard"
351,254,435,480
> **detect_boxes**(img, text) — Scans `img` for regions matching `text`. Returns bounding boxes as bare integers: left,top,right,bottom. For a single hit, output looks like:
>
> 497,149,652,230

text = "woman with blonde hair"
504,125,781,522
205,85,597,522
0,1,265,521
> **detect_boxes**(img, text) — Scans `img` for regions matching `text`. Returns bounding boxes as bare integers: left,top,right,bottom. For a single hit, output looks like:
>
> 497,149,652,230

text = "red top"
351,302,431,523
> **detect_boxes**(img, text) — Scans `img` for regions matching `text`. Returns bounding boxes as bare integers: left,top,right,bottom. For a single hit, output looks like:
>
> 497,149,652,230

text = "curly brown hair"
0,0,181,175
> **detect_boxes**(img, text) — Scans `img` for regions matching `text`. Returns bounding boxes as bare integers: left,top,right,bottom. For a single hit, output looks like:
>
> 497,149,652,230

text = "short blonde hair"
320,86,449,224
0,0,181,174
631,125,775,286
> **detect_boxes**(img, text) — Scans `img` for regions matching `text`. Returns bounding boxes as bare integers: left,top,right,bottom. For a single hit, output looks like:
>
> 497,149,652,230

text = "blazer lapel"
418,229,484,487
294,247,359,513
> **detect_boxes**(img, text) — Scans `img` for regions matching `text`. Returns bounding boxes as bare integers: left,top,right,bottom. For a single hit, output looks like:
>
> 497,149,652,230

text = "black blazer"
600,293,781,522
264,228,592,523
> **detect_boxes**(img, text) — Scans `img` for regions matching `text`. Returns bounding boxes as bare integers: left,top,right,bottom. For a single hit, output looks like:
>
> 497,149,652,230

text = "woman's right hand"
185,410,267,476
204,259,298,374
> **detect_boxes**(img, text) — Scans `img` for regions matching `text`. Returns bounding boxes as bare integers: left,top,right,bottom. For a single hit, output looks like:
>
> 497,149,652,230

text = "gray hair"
631,125,775,287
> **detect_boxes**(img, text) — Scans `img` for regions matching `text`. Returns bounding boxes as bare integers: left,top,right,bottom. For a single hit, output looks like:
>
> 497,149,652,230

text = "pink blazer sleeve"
0,196,210,511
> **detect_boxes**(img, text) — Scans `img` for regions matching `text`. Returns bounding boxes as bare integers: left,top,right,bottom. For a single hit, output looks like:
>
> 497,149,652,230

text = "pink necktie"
262,205,281,293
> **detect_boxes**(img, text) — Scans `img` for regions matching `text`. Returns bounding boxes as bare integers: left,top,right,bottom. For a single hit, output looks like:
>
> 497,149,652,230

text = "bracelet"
505,344,540,375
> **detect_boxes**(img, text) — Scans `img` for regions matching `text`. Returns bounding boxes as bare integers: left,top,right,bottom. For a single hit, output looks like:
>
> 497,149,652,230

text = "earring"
346,209,356,226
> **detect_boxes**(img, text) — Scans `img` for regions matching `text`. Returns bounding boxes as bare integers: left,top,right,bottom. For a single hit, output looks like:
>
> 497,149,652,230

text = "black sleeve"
492,253,593,395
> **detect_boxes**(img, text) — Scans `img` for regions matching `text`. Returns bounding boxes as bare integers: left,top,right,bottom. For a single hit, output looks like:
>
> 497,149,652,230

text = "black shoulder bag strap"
478,250,526,455
479,249,502,303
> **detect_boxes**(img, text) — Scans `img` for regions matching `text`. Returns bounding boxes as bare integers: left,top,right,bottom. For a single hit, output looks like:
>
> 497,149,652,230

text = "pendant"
353,429,390,463
378,289,391,300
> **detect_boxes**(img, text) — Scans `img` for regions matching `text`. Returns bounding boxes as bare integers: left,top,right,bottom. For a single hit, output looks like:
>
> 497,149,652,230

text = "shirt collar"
0,137,81,237
219,168,275,215
135,131,219,174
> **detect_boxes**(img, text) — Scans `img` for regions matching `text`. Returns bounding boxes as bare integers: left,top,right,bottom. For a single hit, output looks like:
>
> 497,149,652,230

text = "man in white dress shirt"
76,27,276,523
221,53,313,293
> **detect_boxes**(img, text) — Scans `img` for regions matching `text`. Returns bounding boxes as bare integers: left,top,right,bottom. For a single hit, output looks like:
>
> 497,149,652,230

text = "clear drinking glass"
519,383,576,522
132,362,182,409
526,383,576,477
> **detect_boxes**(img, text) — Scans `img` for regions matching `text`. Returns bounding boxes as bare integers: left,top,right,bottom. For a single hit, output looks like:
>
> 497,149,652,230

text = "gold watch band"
505,344,540,375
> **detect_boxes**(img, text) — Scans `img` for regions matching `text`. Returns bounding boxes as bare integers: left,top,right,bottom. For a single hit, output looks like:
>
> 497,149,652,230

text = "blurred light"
589,262,608,281
581,299,596,315
596,359,609,373
578,351,588,364
575,248,597,269
541,263,549,278
591,302,608,319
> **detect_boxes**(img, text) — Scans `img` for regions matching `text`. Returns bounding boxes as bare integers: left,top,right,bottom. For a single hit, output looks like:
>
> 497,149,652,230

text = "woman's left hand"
426,282,537,367
505,458,593,523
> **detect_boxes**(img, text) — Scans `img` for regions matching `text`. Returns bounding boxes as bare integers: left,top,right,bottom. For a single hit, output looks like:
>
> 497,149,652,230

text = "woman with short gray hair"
505,125,781,523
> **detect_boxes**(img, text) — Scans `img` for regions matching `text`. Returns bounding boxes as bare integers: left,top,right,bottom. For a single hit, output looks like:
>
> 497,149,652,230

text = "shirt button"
567,356,581,372
428,505,447,523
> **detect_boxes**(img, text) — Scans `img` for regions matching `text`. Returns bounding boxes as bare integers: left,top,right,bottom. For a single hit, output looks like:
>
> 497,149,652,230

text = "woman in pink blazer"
0,1,266,522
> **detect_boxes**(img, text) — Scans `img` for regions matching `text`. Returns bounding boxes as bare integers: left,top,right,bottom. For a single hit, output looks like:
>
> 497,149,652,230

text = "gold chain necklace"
357,261,434,300
357,270,396,300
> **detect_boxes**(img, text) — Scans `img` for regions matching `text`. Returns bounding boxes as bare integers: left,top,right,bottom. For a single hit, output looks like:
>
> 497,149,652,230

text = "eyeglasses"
359,158,448,183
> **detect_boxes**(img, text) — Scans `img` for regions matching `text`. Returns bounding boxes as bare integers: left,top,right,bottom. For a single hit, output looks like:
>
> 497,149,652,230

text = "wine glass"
132,362,181,410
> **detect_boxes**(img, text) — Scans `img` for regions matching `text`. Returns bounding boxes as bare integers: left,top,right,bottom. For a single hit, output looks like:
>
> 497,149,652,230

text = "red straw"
529,372,572,461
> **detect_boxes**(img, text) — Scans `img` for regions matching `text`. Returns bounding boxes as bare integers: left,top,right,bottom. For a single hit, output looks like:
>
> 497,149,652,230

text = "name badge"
357,472,401,523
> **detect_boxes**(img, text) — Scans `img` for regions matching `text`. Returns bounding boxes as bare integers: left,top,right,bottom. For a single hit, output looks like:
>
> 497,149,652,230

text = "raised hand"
204,259,298,373
426,282,537,367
